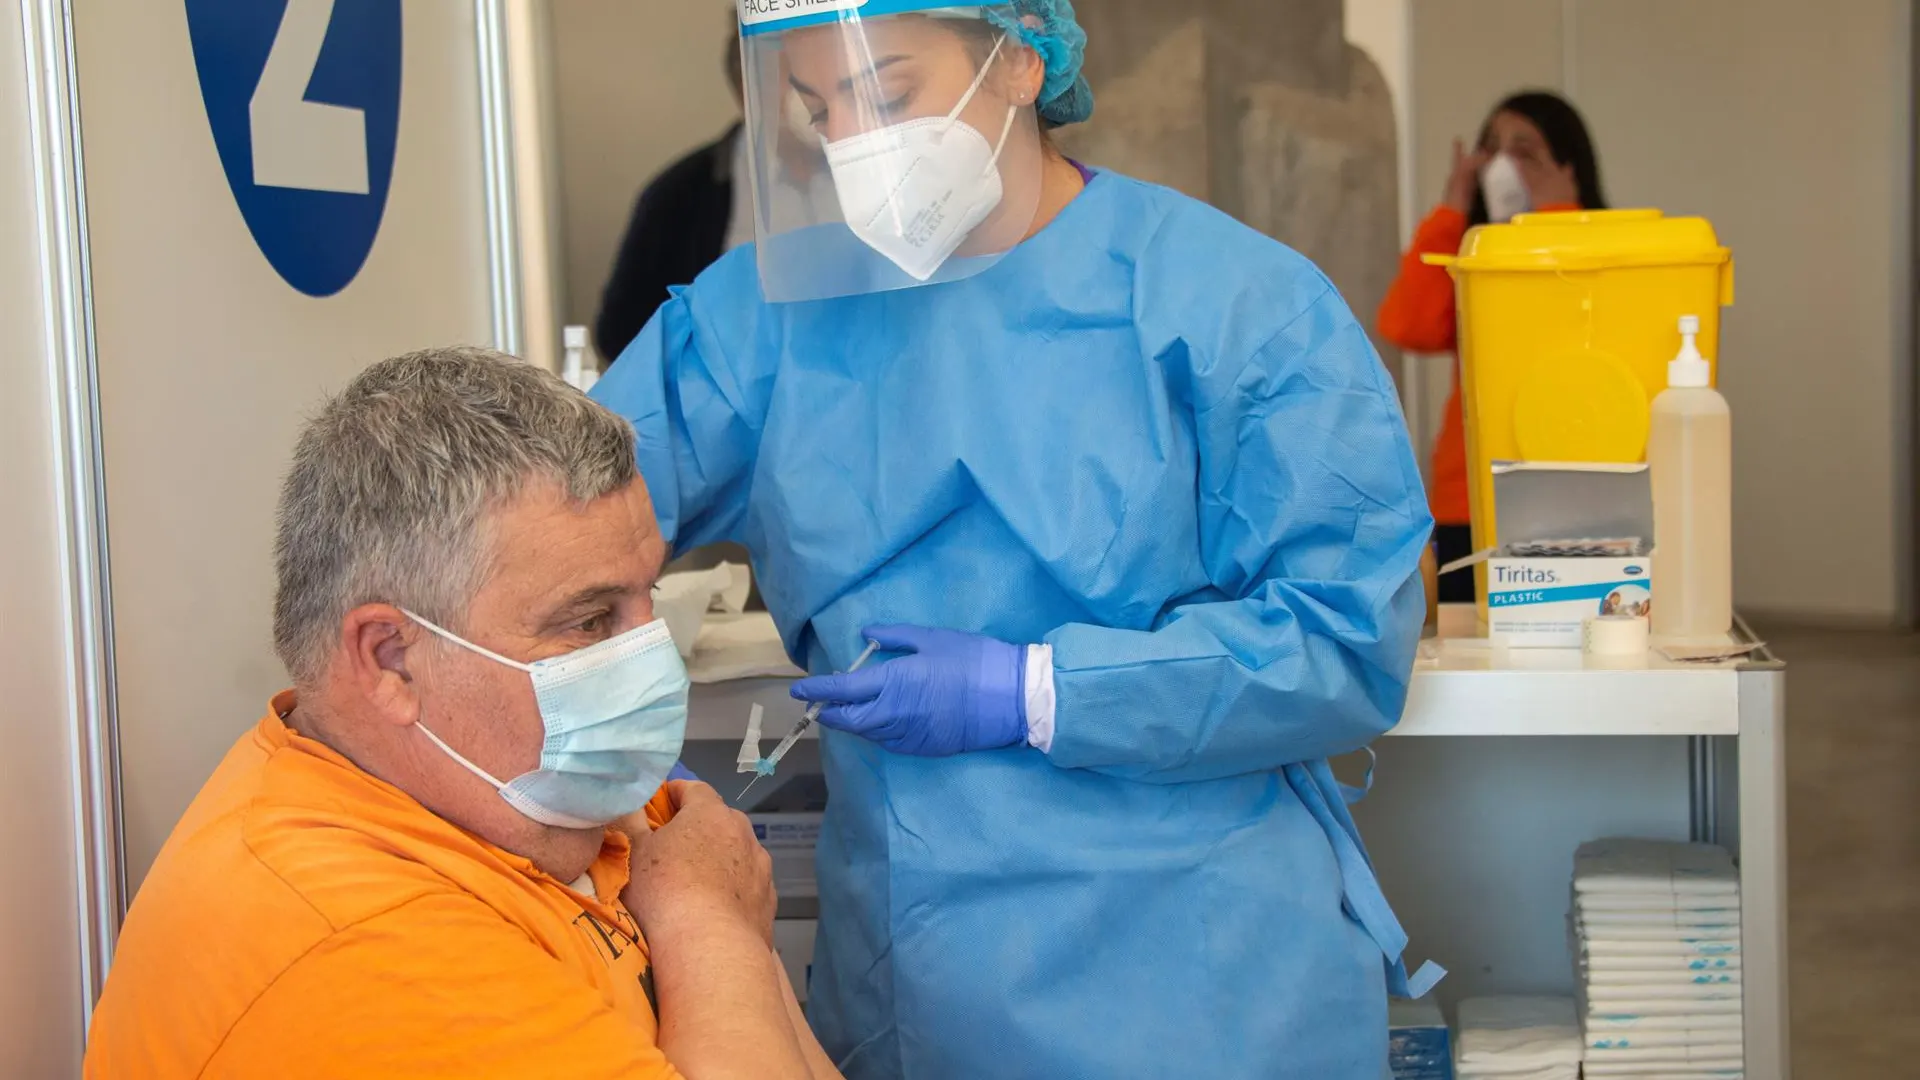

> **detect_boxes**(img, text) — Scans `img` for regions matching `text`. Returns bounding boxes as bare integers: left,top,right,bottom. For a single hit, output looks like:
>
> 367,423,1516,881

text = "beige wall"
0,7,85,1072
550,0,740,340
1342,0,1411,233
1411,0,1913,620
1343,0,1449,459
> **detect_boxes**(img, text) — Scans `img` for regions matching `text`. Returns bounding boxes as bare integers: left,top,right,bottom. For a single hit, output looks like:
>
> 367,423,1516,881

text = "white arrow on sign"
249,0,370,194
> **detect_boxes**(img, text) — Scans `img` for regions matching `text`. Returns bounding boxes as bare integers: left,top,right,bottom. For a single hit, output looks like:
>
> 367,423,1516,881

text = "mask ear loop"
940,34,1008,131
937,34,1021,174
984,104,1019,172
403,608,535,673
416,721,512,792
400,608,526,790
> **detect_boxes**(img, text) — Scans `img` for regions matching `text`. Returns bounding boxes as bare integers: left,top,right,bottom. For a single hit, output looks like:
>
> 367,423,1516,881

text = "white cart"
1384,606,1788,1079
683,606,1789,1079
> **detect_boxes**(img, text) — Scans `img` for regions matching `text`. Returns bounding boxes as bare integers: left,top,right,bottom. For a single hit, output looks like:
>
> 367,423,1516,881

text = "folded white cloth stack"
1584,1013,1743,1035
1574,839,1740,896
1572,839,1745,1078
1453,996,1582,1080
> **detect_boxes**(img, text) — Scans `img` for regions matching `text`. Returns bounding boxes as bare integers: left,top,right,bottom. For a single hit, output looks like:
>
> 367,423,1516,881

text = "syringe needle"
737,773,767,804
734,640,883,807
765,641,880,764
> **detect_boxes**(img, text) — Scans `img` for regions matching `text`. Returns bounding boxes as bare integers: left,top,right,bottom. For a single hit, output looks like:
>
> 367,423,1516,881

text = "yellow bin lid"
1434,209,1731,274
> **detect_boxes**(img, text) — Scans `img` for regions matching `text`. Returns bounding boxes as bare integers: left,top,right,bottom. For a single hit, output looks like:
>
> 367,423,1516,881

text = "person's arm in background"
595,133,736,363
1376,206,1466,353
596,180,683,364
1377,139,1482,353
1378,138,1584,354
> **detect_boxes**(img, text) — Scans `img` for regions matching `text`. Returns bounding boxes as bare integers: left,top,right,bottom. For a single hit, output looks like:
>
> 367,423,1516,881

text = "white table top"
685,606,1772,743
1396,605,1768,737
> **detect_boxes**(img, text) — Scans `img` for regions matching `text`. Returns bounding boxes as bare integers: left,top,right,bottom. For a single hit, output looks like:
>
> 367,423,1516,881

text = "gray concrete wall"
1057,1,1404,380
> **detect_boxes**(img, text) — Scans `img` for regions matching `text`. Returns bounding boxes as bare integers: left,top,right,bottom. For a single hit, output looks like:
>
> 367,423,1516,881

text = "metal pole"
474,0,523,356
20,0,126,1020
1687,734,1718,845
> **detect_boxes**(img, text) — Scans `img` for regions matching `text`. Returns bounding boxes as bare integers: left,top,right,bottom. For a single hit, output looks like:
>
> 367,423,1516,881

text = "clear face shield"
736,2,1048,302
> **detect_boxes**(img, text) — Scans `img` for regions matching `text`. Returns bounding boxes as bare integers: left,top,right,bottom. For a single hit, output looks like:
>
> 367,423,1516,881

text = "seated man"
84,348,839,1080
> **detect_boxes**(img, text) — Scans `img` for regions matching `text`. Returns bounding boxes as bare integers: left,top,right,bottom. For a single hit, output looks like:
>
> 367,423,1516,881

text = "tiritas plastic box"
1489,542,1652,648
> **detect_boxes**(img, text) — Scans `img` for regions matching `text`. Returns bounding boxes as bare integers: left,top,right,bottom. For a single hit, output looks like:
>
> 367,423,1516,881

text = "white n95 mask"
403,610,689,830
824,35,1018,281
1479,152,1531,224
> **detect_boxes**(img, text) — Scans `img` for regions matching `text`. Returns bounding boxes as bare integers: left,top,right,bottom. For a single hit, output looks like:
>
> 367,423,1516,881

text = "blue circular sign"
185,0,402,298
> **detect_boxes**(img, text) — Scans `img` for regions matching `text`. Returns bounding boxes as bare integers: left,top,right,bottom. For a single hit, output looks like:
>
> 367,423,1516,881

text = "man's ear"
340,604,424,729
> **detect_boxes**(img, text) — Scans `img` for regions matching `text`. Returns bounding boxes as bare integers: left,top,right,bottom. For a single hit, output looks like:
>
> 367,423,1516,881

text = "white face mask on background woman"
1479,152,1532,224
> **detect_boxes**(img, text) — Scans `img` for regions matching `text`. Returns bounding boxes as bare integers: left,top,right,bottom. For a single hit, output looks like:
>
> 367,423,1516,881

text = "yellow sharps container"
1424,209,1733,619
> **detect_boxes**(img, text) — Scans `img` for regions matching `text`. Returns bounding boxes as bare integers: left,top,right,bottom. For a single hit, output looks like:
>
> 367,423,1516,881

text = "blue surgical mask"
402,609,690,829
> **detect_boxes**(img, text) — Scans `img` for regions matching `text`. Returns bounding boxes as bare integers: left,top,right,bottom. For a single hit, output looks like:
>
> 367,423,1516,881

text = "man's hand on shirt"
618,781,836,1078
623,780,777,947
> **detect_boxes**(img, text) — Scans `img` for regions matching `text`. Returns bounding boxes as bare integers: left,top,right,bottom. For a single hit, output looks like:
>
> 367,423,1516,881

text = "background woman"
1380,91,1607,600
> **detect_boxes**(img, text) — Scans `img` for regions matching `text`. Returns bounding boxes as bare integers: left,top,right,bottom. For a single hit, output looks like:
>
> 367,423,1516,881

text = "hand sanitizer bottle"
1649,315,1733,642
562,325,597,392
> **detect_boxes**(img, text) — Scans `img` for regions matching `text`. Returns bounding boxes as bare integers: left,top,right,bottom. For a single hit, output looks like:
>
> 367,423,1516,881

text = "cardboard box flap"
1492,461,1654,548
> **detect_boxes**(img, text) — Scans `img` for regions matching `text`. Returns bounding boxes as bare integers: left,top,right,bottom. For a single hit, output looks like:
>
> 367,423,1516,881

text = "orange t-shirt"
1377,203,1579,527
83,692,682,1080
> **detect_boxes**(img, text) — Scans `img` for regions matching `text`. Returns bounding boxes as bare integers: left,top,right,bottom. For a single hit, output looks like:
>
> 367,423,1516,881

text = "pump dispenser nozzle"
1668,315,1710,389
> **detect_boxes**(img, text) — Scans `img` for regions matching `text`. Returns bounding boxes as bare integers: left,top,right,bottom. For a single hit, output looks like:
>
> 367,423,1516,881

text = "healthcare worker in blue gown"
595,3,1440,1076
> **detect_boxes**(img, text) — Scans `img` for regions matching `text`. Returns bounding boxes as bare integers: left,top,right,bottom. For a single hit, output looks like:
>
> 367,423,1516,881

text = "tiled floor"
1760,625,1920,1077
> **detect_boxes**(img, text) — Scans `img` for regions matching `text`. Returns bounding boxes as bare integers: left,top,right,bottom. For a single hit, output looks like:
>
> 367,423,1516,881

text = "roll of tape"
1583,614,1650,657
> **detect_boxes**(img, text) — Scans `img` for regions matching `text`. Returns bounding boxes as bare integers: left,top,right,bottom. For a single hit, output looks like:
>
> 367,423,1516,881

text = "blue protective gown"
594,170,1435,1080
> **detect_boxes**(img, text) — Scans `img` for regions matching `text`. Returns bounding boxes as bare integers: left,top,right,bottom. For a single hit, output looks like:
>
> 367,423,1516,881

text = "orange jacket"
1377,203,1576,527
84,693,682,1080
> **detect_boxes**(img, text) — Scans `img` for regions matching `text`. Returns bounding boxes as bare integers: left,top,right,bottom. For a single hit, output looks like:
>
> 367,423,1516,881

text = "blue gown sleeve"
589,253,769,554
1042,282,1433,784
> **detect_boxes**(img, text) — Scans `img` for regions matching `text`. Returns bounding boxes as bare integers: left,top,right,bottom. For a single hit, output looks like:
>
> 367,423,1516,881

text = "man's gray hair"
273,346,638,684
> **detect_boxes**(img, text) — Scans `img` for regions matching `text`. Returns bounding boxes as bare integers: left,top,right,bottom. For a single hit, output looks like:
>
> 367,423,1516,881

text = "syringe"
736,640,879,805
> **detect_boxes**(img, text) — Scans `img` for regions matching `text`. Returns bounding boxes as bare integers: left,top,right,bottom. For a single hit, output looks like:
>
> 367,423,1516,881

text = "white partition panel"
71,0,503,892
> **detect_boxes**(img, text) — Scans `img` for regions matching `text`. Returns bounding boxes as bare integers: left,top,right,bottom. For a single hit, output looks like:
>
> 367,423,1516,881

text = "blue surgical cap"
985,0,1094,126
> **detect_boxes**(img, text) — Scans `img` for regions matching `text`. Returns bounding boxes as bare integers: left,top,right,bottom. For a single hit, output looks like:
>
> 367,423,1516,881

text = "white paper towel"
655,562,752,659
690,612,806,683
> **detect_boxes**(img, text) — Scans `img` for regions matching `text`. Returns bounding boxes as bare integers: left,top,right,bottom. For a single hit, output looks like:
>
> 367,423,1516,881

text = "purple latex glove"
667,762,699,783
791,625,1029,757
